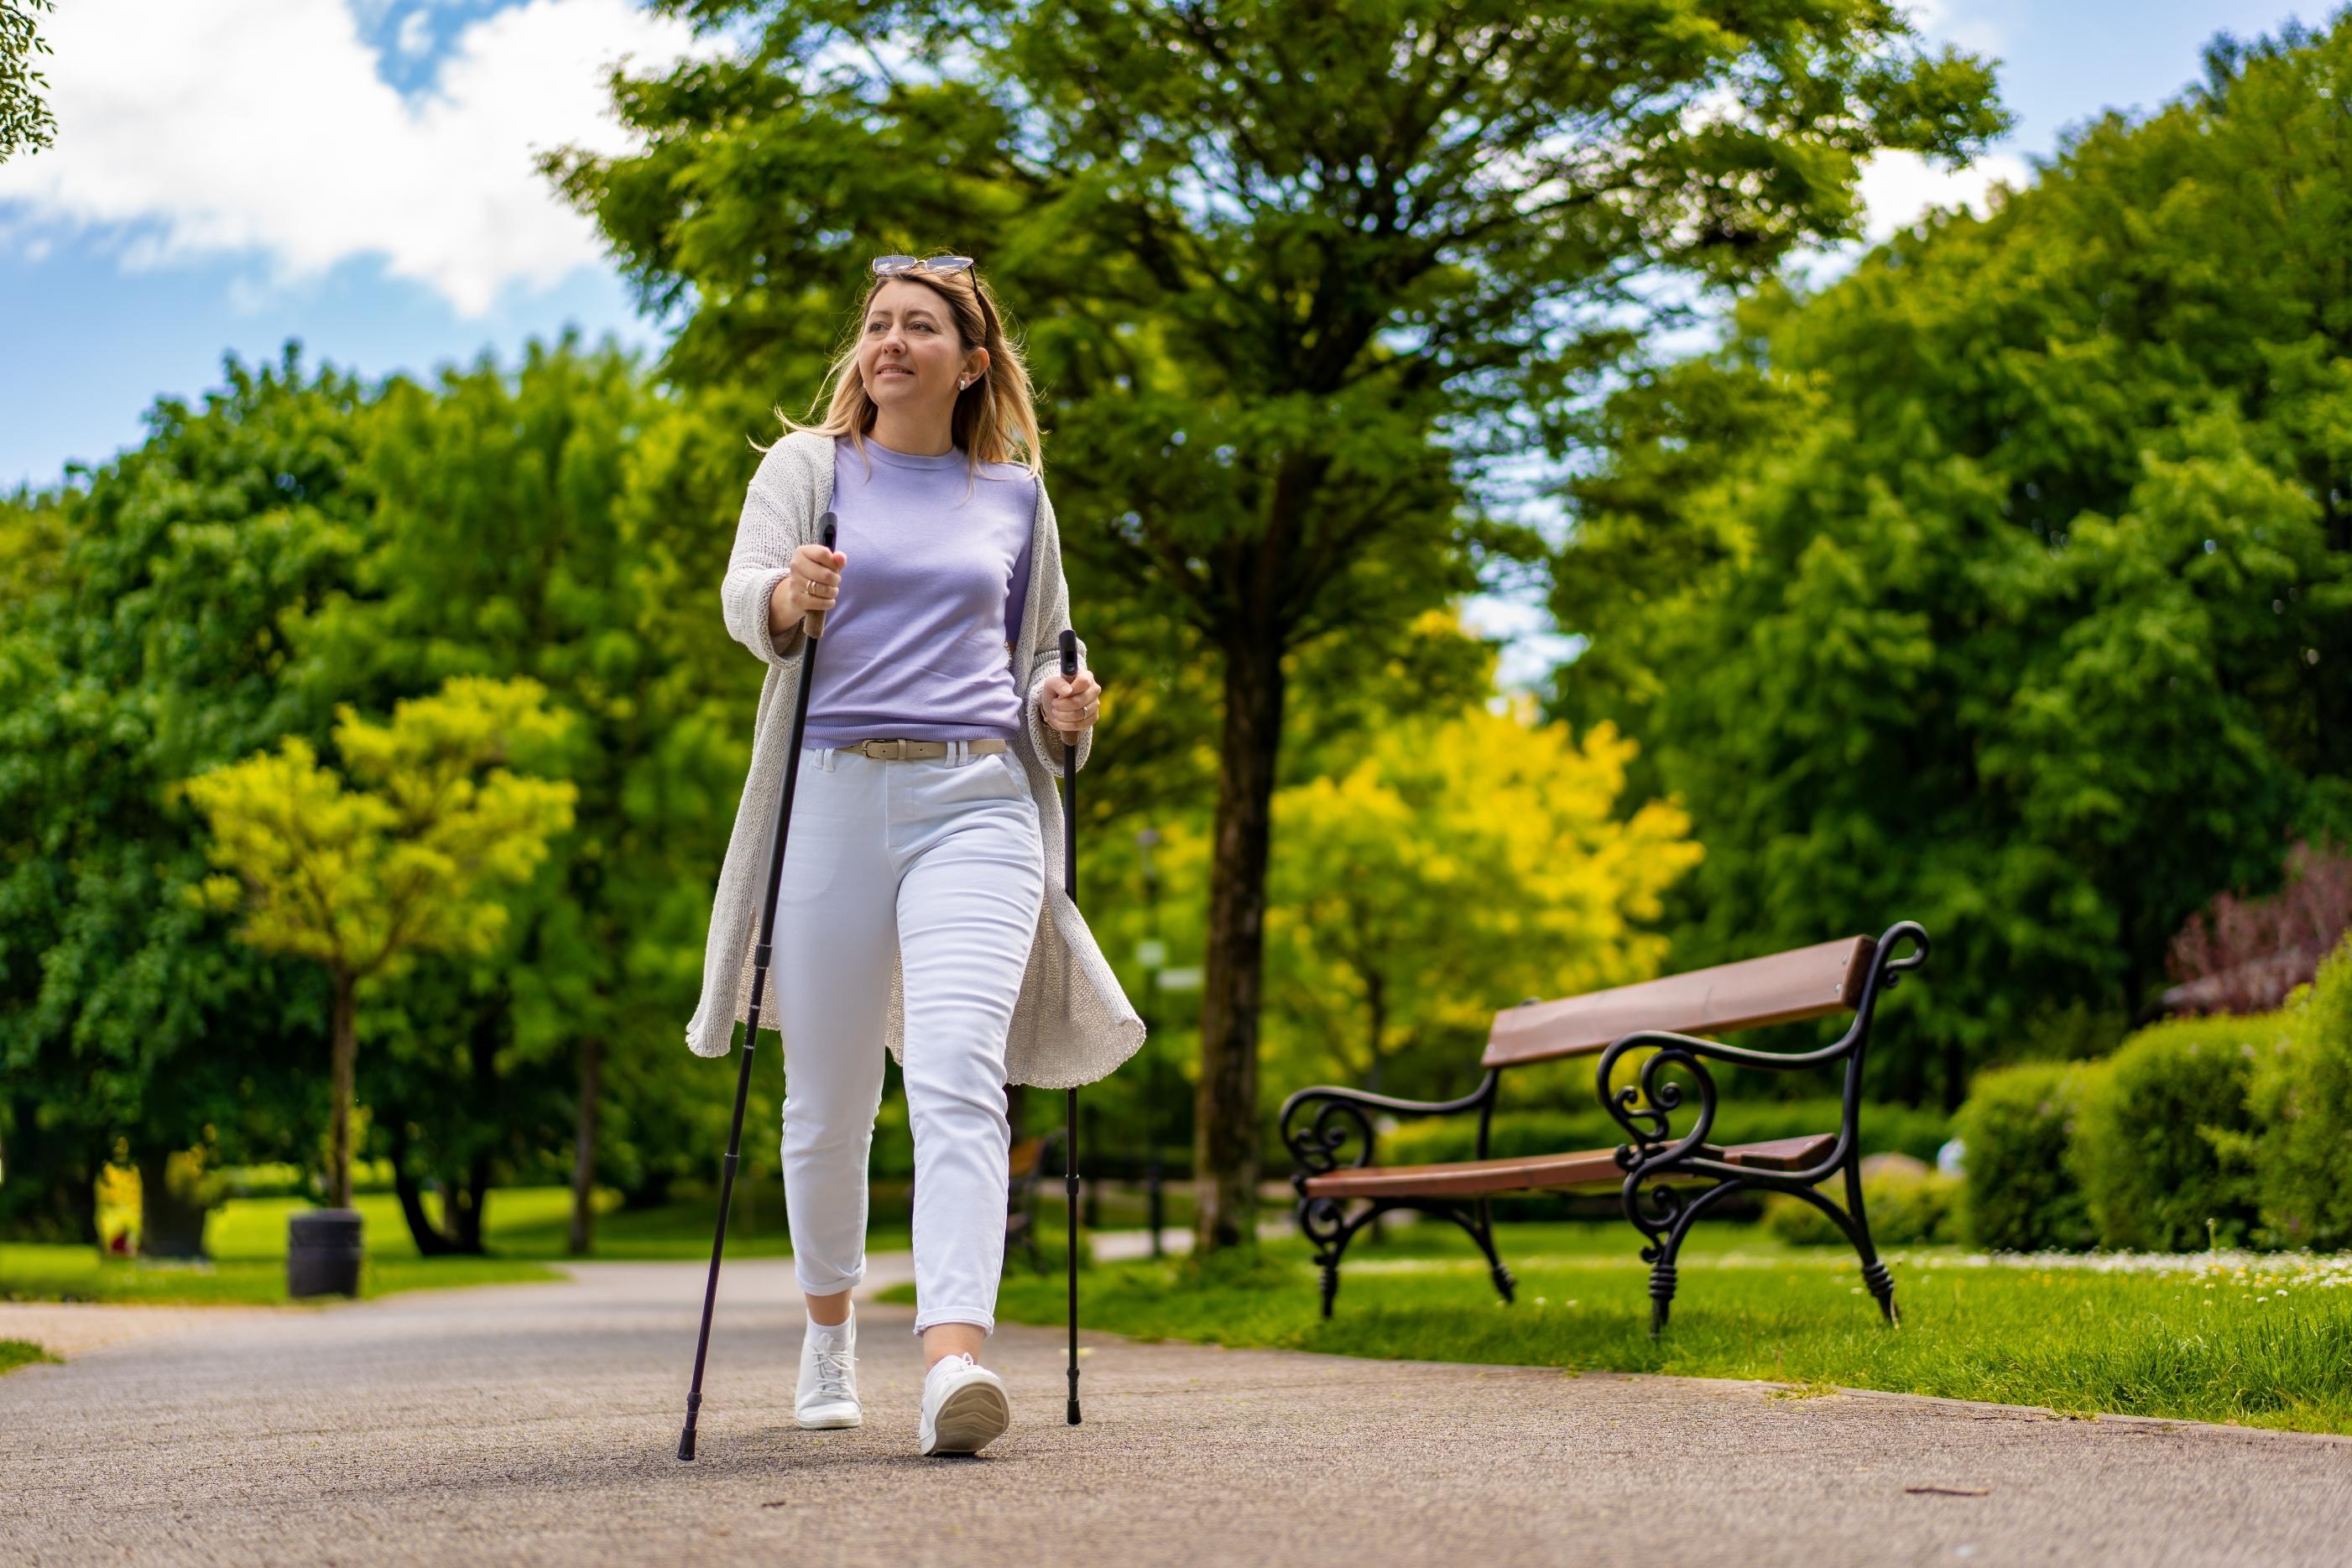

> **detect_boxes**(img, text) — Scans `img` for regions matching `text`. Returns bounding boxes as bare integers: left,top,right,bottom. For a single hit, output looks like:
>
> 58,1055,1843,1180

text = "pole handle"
804,514,838,638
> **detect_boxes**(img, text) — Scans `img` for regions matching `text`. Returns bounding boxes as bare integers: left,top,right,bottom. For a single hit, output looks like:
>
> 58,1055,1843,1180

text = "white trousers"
772,740,1046,1336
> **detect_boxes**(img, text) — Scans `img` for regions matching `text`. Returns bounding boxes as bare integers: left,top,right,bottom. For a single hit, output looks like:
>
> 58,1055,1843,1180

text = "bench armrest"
1279,1072,1500,1184
1593,923,1928,1175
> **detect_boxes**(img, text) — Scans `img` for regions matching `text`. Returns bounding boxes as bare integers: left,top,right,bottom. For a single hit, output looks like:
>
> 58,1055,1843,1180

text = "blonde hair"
753,255,1045,494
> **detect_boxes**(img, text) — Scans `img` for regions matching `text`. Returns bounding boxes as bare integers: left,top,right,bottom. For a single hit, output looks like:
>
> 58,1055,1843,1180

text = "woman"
685,253,1146,1457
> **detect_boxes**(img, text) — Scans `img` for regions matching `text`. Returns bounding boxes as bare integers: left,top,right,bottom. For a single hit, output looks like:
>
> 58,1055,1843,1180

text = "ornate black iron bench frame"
1280,921,1930,1334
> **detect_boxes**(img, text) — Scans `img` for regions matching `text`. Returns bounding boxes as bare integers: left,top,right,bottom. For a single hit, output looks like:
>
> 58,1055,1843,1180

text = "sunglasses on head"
870,254,997,341
872,254,973,276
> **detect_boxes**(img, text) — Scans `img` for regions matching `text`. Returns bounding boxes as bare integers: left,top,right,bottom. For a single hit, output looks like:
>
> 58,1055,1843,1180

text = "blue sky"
0,1,2313,617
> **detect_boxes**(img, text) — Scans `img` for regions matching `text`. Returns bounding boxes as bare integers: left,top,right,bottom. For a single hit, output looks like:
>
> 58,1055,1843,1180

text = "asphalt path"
3,1253,2346,1566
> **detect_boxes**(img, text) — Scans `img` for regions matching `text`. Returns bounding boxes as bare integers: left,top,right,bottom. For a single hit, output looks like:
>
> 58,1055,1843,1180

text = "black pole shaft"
679,516,835,1462
1060,628,1082,1427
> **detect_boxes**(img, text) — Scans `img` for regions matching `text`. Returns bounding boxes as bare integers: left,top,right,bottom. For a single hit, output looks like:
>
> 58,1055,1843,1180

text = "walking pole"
1058,628,1082,1426
678,515,837,1463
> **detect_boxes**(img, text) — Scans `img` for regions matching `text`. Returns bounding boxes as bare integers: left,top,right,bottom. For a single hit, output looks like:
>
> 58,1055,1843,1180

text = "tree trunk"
1192,628,1286,1255
442,999,502,1256
0,1098,99,1244
568,1034,603,1257
451,1155,490,1254
1364,975,1386,1246
387,1117,458,1257
136,1143,211,1259
328,970,357,1209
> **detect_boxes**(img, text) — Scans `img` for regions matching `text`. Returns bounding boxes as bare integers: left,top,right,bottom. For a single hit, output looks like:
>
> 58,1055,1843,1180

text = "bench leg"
1469,1199,1515,1305
1630,1180,1744,1337
1862,1256,1897,1324
1300,1198,1365,1321
1649,1258,1677,1334
1843,1162,1900,1326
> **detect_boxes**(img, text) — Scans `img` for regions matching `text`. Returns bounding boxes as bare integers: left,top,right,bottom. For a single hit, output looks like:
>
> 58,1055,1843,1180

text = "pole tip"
677,1427,697,1461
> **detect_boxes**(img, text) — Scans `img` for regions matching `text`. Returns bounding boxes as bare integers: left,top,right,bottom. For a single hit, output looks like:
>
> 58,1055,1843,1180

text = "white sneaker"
795,1311,862,1430
919,1352,1011,1456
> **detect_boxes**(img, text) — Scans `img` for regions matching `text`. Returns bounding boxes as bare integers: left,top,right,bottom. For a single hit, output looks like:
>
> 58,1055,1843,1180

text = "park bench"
1280,921,1930,1334
1005,1128,1064,1274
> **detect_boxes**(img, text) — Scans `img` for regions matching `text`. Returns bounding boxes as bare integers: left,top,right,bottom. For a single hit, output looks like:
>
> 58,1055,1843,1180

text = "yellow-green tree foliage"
173,676,577,1206
1150,695,1702,1110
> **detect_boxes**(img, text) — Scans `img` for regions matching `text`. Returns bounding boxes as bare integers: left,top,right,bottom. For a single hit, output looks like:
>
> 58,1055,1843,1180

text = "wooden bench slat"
1717,1133,1841,1172
1480,937,1877,1069
1301,1134,1836,1201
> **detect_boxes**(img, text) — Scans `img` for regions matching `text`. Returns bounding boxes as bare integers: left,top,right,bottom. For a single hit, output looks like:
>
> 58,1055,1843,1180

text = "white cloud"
395,9,436,59
1903,0,2008,58
1856,148,2031,242
0,0,732,317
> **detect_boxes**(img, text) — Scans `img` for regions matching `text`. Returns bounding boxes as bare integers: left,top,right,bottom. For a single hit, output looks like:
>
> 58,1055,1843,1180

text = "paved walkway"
3,1254,2346,1566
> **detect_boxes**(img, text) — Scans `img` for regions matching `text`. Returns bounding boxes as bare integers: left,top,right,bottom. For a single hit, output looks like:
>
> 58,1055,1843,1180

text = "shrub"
1762,1162,1959,1248
2167,838,2352,1014
2070,1013,2269,1251
1954,1062,2102,1251
2248,935,2352,1248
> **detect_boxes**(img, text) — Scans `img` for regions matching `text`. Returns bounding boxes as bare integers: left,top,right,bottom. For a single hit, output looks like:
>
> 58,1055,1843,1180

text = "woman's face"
860,279,984,411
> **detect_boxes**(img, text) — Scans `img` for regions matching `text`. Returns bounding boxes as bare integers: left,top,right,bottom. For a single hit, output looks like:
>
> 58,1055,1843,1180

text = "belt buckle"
865,739,906,760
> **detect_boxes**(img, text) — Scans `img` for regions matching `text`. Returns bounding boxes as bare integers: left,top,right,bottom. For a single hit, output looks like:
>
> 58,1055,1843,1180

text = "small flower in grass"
1534,1295,1547,1306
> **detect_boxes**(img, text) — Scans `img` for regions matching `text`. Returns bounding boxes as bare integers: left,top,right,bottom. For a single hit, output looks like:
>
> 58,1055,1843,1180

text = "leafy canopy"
1550,16,2352,1102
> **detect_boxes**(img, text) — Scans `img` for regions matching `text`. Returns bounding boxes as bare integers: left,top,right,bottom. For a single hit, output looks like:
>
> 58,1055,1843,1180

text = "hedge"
2071,1013,2267,1250
2249,939,2352,1248
1953,1061,2102,1251
1762,1164,1959,1247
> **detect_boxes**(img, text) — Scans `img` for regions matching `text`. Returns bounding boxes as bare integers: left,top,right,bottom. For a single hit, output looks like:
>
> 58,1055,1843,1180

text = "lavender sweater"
801,435,1036,746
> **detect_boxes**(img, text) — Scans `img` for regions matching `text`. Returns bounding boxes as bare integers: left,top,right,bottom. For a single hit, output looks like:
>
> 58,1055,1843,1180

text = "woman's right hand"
771,542,847,630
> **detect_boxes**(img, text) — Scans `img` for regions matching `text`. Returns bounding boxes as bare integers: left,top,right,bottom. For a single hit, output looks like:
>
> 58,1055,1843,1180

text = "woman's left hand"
1040,668,1101,739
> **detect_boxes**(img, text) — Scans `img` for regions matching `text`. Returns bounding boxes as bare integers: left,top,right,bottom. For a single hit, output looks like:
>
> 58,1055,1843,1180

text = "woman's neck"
868,411,957,456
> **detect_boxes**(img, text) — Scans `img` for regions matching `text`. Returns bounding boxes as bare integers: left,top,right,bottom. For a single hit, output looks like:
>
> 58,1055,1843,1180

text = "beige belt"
837,737,1008,761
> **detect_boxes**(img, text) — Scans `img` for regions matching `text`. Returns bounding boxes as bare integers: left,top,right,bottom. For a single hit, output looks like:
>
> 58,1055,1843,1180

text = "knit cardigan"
684,429,1148,1090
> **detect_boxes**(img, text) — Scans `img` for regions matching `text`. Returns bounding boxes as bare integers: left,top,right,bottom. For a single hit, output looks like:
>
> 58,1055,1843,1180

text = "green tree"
544,0,2005,1252
0,349,375,1242
1,0,56,164
175,677,577,1209
1259,687,1703,1106
289,335,745,1253
1550,17,2352,1105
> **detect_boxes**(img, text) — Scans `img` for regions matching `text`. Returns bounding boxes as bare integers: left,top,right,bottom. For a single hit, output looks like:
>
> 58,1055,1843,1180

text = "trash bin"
287,1208,363,1299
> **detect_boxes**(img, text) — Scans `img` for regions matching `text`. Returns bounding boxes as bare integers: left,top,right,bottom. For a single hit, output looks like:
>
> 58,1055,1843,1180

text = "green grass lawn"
198,1184,842,1262
2,1338,61,1376
0,1179,925,1306
3,1171,1178,1310
0,1246,564,1307
882,1221,2352,1435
